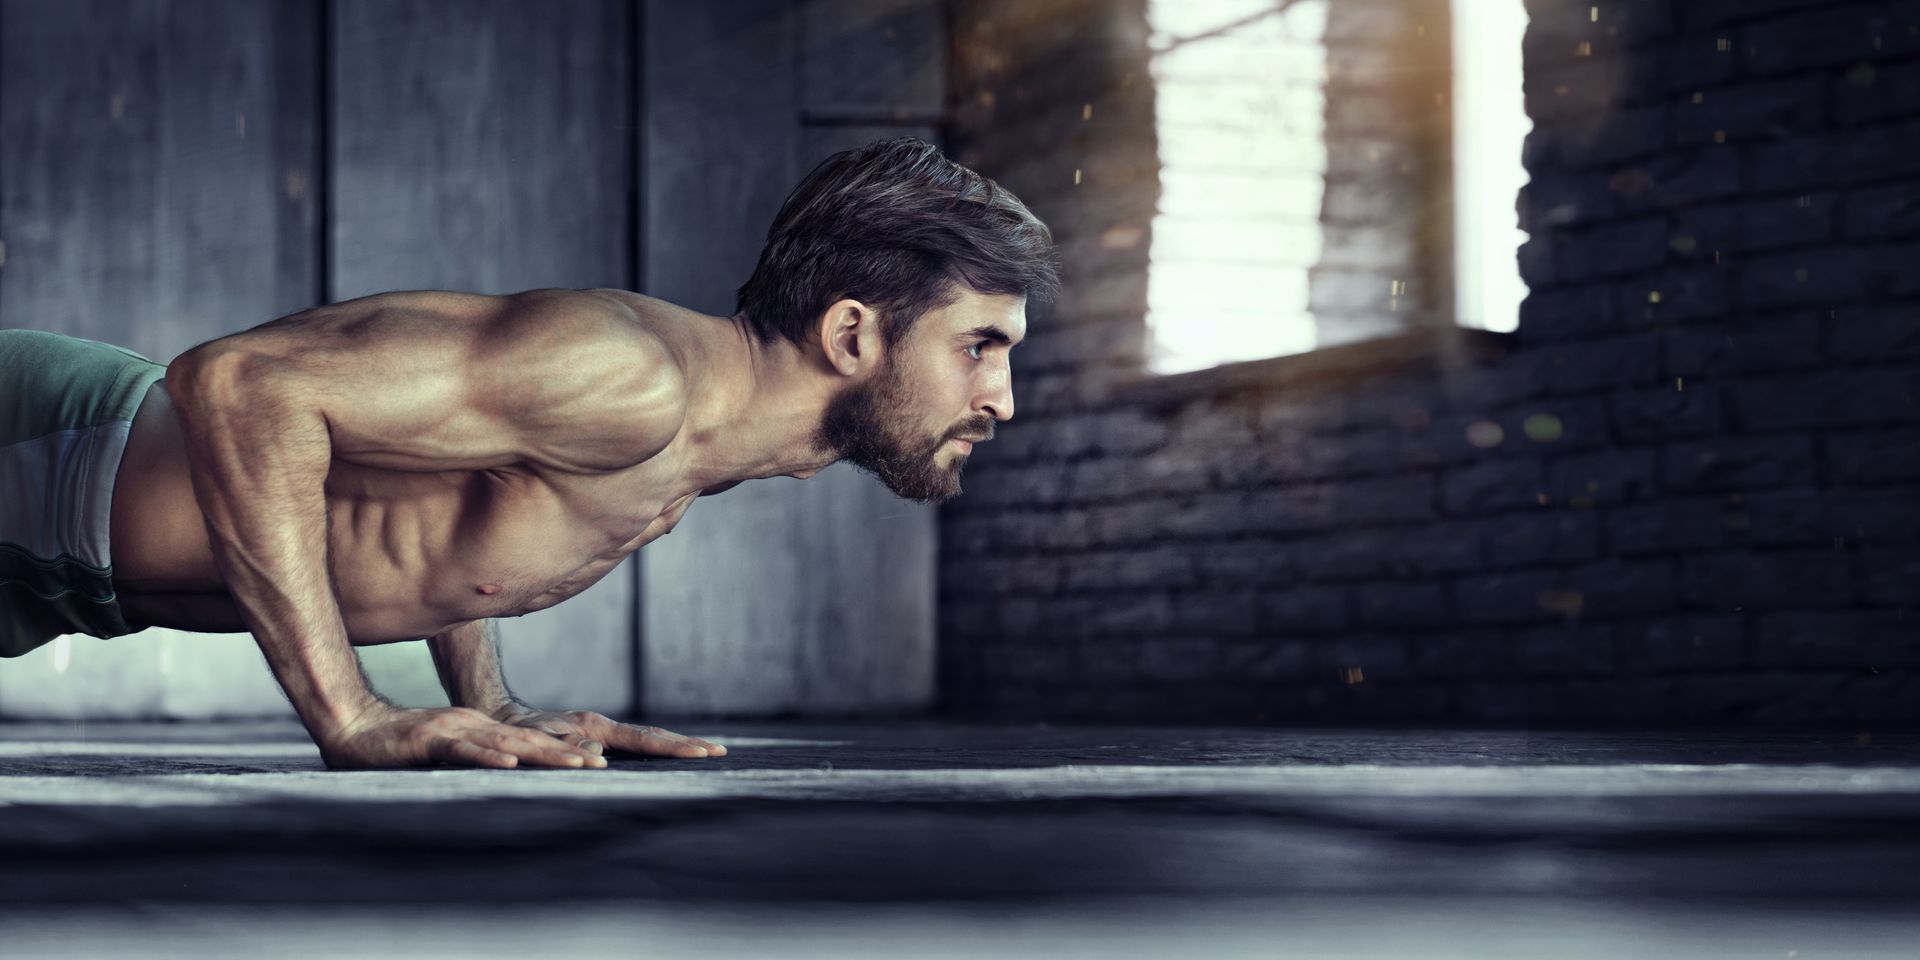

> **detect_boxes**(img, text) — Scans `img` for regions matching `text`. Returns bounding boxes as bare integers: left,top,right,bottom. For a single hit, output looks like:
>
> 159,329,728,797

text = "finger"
533,727,604,756
501,716,576,740
524,727,610,766
684,735,727,757
433,736,518,769
603,723,718,759
640,725,728,757
483,721,595,768
500,732,592,768
538,726,606,760
537,714,720,759
489,728,605,769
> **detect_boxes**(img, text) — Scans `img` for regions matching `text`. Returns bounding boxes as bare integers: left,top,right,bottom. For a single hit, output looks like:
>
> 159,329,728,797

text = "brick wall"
937,0,1920,727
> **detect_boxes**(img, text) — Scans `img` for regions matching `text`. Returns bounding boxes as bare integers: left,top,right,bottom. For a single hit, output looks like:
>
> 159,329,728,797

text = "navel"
476,583,503,595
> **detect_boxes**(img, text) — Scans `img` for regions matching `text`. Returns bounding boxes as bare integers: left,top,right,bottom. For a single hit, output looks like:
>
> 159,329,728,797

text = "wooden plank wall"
638,0,945,716
0,0,638,716
0,0,947,720
0,0,323,717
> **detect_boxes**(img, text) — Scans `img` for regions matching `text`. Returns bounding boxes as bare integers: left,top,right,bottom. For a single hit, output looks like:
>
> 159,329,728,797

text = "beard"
810,358,980,504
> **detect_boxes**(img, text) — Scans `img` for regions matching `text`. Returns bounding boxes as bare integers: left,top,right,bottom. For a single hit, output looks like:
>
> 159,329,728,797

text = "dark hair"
733,136,1061,352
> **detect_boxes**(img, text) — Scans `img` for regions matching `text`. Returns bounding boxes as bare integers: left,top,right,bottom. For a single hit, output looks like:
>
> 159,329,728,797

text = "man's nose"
980,376,1014,422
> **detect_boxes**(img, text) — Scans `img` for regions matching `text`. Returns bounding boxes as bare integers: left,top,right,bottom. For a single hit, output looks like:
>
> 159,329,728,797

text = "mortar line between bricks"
1529,53,1920,110
1520,166,1920,217
1512,312,1904,351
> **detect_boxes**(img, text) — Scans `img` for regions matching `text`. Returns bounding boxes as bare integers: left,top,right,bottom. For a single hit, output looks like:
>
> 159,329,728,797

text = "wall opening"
1143,0,1330,376
1449,0,1530,333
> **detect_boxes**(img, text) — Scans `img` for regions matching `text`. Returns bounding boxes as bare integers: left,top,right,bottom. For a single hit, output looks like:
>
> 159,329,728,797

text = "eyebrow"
961,325,1022,347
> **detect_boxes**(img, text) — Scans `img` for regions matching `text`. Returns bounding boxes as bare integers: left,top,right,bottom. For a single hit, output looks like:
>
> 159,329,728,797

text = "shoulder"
495,288,659,350
488,288,689,470
494,287,682,377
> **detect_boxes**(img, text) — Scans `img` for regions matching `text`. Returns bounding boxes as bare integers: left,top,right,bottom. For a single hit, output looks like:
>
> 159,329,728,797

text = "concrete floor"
3,719,1919,958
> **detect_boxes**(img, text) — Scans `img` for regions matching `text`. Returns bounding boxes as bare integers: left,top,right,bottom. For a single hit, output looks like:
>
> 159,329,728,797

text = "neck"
667,312,840,495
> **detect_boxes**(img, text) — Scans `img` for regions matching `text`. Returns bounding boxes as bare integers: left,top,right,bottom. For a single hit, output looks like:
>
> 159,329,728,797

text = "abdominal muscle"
109,380,664,643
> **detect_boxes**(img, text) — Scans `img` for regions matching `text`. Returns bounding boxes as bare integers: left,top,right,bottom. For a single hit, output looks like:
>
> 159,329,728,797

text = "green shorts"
1,329,169,657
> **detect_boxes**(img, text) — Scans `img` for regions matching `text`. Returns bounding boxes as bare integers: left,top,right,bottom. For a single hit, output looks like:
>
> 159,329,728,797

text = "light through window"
1144,0,1330,376
1450,0,1530,333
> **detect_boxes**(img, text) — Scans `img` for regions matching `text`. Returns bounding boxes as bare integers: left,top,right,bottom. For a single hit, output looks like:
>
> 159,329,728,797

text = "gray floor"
3,719,1919,958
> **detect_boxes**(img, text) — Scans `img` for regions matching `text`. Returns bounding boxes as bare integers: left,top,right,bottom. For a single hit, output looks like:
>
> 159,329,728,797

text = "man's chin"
836,440,968,503
883,479,961,504
877,466,964,504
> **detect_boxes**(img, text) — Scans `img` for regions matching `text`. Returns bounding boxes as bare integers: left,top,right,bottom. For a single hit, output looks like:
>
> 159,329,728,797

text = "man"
0,136,1061,769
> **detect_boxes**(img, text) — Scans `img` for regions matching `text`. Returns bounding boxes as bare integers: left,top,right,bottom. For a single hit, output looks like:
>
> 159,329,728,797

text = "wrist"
482,698,530,722
455,687,520,715
305,689,392,746
427,619,519,717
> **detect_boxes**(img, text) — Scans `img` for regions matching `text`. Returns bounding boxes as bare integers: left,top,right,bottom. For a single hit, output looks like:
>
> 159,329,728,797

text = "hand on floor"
317,704,609,770
490,704,728,761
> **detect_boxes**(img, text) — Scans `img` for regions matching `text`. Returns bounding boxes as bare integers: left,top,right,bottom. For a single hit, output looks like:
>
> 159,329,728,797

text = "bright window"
1143,0,1531,375
1450,0,1530,333
1143,0,1329,376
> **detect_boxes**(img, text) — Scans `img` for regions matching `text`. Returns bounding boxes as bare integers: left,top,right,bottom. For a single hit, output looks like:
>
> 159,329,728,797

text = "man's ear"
818,298,884,376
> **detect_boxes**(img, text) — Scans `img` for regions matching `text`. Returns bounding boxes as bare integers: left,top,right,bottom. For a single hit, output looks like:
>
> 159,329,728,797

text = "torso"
108,293,708,642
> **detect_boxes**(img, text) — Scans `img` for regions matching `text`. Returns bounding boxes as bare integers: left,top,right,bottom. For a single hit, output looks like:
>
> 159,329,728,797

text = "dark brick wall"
937,0,1920,727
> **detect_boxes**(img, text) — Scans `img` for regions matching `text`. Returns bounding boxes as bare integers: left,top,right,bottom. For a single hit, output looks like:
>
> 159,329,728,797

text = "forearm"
170,348,382,740
427,618,519,715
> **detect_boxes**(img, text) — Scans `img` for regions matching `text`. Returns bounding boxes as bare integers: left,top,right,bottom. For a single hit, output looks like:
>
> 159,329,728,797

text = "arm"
167,288,685,768
167,343,386,747
427,618,518,716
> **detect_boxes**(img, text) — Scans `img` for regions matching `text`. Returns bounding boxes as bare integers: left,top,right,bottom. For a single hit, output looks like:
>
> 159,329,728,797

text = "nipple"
476,583,502,595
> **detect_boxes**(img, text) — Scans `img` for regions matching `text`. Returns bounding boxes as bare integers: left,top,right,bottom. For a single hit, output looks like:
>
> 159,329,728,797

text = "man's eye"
966,342,987,360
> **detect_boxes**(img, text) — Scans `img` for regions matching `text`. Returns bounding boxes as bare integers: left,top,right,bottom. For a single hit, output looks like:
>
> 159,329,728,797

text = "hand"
318,703,609,770
490,704,728,761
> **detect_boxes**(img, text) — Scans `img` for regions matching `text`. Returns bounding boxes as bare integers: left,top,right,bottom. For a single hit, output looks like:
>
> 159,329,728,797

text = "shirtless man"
0,136,1060,769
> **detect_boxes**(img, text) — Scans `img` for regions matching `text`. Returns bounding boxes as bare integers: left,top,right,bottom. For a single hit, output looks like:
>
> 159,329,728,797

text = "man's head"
808,289,1027,503
734,137,1060,503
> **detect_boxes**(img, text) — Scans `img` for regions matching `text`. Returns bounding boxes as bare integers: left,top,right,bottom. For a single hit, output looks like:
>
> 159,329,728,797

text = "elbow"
167,343,258,410
161,342,334,509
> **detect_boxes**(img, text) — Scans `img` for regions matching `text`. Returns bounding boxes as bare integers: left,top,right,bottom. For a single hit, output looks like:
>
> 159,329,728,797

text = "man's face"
812,290,1026,504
